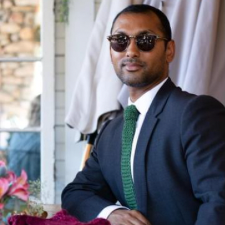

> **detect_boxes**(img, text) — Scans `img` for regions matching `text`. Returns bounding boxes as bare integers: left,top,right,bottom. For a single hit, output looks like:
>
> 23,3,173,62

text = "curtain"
146,0,225,103
66,0,225,135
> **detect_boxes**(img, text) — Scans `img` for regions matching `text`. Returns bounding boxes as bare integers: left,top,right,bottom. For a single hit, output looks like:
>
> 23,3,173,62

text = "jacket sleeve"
61,123,117,222
181,95,225,225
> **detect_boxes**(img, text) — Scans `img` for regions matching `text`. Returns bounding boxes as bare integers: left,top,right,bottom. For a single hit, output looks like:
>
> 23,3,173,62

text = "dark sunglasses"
107,33,169,52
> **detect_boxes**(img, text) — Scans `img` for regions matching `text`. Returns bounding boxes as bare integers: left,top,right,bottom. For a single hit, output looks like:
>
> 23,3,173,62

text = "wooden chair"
81,132,97,169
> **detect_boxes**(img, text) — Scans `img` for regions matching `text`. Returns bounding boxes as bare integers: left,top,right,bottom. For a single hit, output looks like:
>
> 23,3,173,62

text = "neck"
129,77,167,102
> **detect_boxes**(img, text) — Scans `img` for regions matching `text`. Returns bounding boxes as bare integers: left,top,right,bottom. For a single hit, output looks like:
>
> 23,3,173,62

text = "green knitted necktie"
121,104,139,209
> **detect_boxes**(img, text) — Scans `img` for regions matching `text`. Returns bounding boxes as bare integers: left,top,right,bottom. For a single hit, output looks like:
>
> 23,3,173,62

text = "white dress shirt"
97,78,168,219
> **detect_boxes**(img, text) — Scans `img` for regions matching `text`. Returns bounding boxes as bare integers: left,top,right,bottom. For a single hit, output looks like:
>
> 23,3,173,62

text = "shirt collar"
128,78,168,115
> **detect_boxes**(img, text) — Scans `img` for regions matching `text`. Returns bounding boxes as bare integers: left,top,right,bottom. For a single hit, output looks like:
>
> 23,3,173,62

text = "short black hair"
110,4,172,40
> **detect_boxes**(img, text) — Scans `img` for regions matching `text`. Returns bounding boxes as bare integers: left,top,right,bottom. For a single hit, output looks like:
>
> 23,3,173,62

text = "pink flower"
1,165,30,213
7,170,17,184
0,161,6,167
9,187,29,201
0,178,9,210
8,170,29,202
0,203,4,209
0,178,9,199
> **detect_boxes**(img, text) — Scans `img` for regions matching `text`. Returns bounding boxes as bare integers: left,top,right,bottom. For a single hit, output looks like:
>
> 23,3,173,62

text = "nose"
126,38,140,58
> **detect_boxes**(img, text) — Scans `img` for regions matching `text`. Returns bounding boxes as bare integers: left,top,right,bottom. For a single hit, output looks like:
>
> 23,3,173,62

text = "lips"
124,63,143,72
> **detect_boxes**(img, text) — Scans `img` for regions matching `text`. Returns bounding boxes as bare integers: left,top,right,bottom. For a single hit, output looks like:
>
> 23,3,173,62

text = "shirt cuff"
97,205,129,219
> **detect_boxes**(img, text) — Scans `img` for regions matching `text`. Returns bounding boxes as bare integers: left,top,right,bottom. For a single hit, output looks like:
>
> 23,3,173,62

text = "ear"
165,40,175,63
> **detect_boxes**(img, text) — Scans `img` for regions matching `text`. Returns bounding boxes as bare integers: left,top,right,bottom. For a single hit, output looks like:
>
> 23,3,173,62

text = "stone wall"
0,0,40,128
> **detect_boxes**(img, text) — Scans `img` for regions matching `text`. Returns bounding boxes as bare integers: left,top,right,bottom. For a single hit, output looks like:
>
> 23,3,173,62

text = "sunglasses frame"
107,33,170,52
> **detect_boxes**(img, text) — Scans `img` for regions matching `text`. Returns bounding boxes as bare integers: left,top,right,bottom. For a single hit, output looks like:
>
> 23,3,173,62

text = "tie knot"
124,105,139,122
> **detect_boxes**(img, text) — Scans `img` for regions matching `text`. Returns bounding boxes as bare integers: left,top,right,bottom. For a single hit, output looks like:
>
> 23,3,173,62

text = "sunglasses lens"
110,35,128,52
109,34,157,52
136,34,156,51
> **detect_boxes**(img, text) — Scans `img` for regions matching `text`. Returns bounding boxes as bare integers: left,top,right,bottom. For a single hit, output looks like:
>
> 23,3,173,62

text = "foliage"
29,179,41,199
59,0,70,23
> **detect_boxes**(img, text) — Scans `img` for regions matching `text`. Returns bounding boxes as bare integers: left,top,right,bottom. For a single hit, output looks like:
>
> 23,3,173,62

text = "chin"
123,79,148,88
127,82,148,88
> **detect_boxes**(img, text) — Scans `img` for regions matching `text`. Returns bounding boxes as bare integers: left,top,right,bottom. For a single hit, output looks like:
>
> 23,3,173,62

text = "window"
0,0,55,203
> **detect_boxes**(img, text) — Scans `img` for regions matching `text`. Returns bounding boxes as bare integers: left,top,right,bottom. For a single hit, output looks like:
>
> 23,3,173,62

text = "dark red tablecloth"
8,210,110,225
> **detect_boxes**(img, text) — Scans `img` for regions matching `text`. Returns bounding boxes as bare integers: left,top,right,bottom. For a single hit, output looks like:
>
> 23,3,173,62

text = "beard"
115,58,167,88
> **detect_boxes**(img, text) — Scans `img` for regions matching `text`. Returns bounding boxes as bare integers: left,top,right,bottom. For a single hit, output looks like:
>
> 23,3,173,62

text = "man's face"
110,12,174,89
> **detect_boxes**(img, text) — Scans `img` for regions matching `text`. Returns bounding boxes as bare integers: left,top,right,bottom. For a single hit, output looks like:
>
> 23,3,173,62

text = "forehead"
112,12,162,35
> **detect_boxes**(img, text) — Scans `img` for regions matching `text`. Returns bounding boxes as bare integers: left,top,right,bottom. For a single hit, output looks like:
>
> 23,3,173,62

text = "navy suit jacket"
62,78,225,225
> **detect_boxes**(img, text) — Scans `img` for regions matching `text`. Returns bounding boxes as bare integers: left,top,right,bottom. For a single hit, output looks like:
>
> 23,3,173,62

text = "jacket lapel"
133,78,176,216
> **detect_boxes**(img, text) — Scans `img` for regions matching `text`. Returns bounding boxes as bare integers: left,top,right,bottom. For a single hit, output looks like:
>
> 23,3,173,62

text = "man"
62,5,225,225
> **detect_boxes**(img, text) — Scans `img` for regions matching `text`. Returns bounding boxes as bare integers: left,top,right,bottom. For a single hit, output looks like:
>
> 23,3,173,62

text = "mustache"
120,58,145,66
